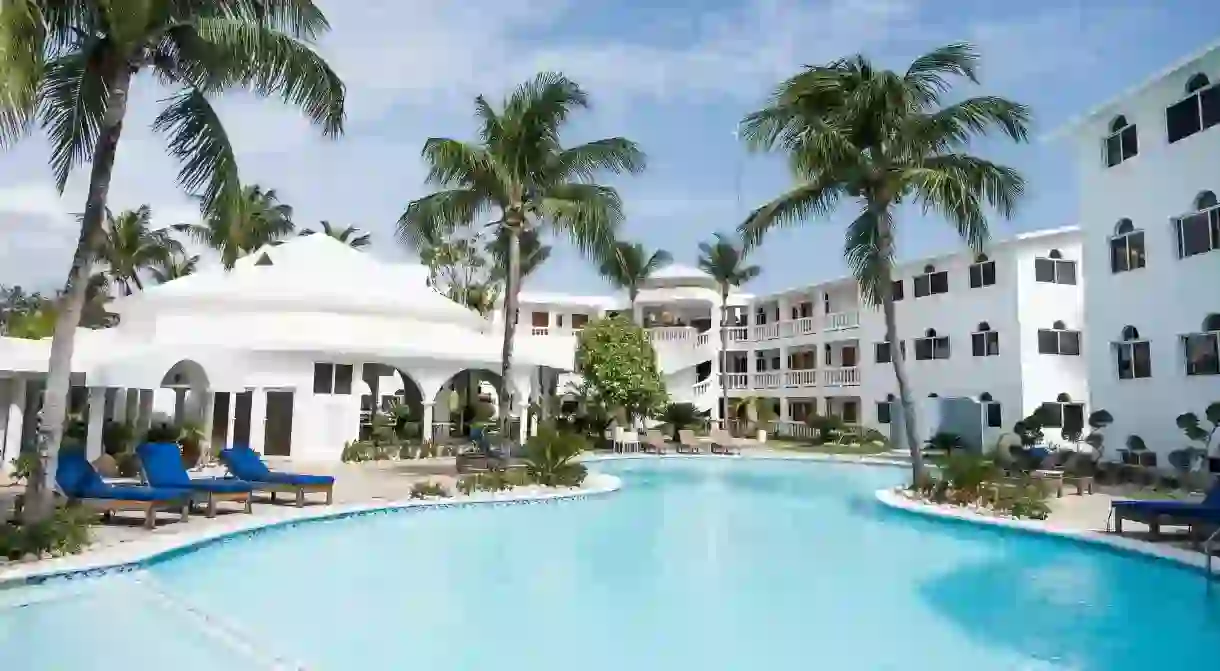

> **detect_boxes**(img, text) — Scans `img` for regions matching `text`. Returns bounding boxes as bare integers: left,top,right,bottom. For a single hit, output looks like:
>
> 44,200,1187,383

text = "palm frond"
420,137,508,195
903,42,978,104
842,209,891,307
38,47,108,191
152,87,241,210
537,182,622,258
697,232,760,291
233,0,330,40
905,154,1025,251
548,137,646,183
0,0,44,148
738,179,844,250
397,189,493,250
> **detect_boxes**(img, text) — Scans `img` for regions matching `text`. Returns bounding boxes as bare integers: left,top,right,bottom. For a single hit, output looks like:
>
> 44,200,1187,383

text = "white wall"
1076,49,1220,459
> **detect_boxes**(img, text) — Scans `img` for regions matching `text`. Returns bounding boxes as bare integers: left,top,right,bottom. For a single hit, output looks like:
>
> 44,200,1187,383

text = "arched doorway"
359,364,425,441
432,368,511,438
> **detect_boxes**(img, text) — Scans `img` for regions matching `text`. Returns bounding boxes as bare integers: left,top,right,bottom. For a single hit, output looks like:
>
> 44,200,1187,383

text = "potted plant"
1176,403,1220,474
732,396,777,442
177,420,206,469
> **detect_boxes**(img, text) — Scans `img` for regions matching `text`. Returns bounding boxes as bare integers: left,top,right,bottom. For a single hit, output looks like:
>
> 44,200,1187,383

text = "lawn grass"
768,440,892,456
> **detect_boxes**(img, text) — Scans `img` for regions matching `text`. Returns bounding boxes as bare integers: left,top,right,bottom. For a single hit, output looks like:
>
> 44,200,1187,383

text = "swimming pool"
3,458,1219,669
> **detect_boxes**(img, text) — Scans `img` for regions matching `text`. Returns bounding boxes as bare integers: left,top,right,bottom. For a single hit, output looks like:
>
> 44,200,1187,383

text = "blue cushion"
256,472,335,486
220,446,271,480
180,477,253,494
78,484,191,502
136,442,193,487
56,450,104,496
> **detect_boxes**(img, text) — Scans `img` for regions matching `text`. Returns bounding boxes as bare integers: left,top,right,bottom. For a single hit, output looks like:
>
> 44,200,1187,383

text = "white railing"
696,332,709,348
753,371,782,388
530,326,550,336
825,311,860,331
723,373,749,390
774,421,819,440
784,370,818,387
821,366,861,387
778,321,794,338
646,326,695,343
429,422,454,440
793,317,816,336
692,379,711,396
727,327,750,342
753,323,780,340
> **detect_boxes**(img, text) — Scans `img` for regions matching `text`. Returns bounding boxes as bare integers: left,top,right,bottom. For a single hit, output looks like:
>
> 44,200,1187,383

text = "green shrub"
993,479,1051,520
3,506,93,558
102,421,136,455
861,428,888,445
143,423,180,444
803,413,845,444
114,451,142,478
661,402,703,441
9,452,39,484
341,440,375,463
940,452,1001,498
524,429,588,487
176,421,206,468
409,480,451,499
924,432,966,455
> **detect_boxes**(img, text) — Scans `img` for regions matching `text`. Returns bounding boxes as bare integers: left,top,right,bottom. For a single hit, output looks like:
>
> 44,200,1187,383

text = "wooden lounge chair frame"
77,496,190,530
191,489,254,518
258,481,335,507
677,430,702,454
643,430,668,454
709,428,743,455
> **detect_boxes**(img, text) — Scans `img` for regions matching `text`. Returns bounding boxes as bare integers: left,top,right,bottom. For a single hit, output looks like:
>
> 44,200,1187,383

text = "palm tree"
302,220,371,249
697,232,761,431
598,241,672,310
737,43,1028,481
0,2,344,518
96,206,184,295
151,251,200,284
489,228,552,282
176,185,297,268
397,72,646,434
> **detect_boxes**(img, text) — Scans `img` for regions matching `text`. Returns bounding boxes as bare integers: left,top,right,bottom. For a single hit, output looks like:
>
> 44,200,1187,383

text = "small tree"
1061,409,1114,456
1175,402,1220,473
661,402,704,441
575,316,668,424
731,396,777,437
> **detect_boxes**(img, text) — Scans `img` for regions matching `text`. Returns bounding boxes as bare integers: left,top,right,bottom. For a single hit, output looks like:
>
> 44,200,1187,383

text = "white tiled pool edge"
0,473,622,589
875,488,1220,578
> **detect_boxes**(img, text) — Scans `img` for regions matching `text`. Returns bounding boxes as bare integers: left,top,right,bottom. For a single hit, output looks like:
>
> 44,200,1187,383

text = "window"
312,363,354,395
1114,325,1151,380
531,311,549,327
876,400,892,425
1037,321,1081,356
1167,73,1220,144
1109,219,1146,272
1034,251,1077,284
842,401,858,423
971,322,999,357
874,340,904,364
1104,115,1138,167
913,265,949,298
754,353,767,371
968,255,996,288
572,313,589,329
891,280,904,302
1039,401,1084,430
986,402,1002,428
1183,314,1220,376
1175,191,1220,258
914,328,950,361
754,307,768,325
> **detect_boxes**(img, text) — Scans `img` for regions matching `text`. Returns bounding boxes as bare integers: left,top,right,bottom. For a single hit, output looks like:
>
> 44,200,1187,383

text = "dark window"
334,364,354,395
1167,76,1220,144
841,346,857,367
891,280,904,302
1038,328,1081,356
842,401,858,423
913,274,929,298
968,260,996,288
824,345,832,366
1175,206,1220,258
972,330,999,357
1116,341,1152,380
1184,333,1220,376
915,336,950,361
572,313,589,329
1104,121,1139,167
914,270,949,298
1035,257,1077,284
877,401,891,425
1110,229,1146,273
874,342,890,364
531,311,549,327
1038,402,1084,429
986,403,1002,428
313,363,334,394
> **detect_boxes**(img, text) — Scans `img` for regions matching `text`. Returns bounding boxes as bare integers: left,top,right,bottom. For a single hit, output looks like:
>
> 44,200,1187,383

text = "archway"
431,368,510,439
359,364,426,441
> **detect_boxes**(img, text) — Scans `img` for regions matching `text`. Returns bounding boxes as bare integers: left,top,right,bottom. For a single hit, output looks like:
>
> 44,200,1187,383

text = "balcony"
692,378,711,396
825,311,859,331
723,373,749,390
724,310,859,344
727,327,750,343
783,370,818,388
752,323,780,341
821,366,861,387
792,317,816,336
646,326,697,343
753,372,782,389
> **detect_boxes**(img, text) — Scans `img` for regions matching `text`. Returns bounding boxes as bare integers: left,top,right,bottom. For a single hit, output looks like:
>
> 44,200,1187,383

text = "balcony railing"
784,370,818,388
752,323,780,341
646,326,696,343
530,326,550,336
696,332,710,348
773,421,819,440
723,373,749,390
793,317,816,336
825,311,859,331
725,311,858,343
692,379,711,396
753,372,782,389
821,366,861,387
727,327,750,342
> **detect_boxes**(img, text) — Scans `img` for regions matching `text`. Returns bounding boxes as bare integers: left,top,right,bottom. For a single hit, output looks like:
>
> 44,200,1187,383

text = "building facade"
1069,41,1220,464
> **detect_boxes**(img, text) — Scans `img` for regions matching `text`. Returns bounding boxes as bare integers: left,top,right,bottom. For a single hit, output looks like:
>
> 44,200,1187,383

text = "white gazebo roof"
649,263,711,281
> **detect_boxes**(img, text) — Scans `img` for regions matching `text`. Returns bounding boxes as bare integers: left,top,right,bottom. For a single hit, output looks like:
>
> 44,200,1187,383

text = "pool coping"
581,450,912,468
0,473,622,590
875,488,1220,578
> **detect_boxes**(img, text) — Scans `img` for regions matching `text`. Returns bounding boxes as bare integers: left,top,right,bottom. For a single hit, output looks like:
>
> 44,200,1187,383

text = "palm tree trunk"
498,225,521,438
720,287,730,434
25,66,134,521
876,213,922,482
131,273,144,291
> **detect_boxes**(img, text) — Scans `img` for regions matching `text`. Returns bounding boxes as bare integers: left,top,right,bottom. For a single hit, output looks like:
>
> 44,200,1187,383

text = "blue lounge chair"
136,442,254,517
56,449,191,529
219,445,334,507
1111,478,1220,539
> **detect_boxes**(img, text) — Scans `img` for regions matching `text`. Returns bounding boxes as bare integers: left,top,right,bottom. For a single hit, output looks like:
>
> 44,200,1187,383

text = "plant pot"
756,429,767,443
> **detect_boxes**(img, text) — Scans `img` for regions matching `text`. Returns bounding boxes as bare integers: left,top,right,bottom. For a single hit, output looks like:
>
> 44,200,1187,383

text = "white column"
199,392,215,455
248,388,267,453
225,392,237,449
124,390,139,424
516,406,528,444
779,397,790,423
173,389,187,425
85,387,106,461
136,389,154,434
110,388,127,421
421,402,434,442
2,378,28,474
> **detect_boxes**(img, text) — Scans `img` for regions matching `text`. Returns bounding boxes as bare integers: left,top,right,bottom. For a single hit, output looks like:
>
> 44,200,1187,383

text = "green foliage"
861,428,888,445
409,480,451,499
660,402,702,440
9,452,38,484
456,469,531,495
924,432,965,455
910,452,1050,520
731,396,776,435
114,452,142,479
341,440,375,463
524,429,588,487
599,240,673,304
939,452,1001,499
1177,403,1220,461
697,233,762,297
143,423,179,444
467,402,496,428
1,506,93,559
575,316,667,422
803,413,846,444
1012,410,1046,448
102,421,136,455
177,420,206,468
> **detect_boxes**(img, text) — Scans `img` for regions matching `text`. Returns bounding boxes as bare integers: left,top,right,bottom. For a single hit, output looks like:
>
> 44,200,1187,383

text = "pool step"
120,572,309,671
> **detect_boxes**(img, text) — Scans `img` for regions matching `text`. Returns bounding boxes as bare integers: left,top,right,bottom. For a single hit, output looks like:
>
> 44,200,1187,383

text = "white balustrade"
530,326,550,336
726,327,750,342
753,372,782,389
646,326,695,343
774,421,819,440
696,332,710,348
821,366,861,387
692,379,711,396
794,317,816,336
779,321,794,338
753,323,780,341
784,370,818,387
825,311,860,331
723,373,749,390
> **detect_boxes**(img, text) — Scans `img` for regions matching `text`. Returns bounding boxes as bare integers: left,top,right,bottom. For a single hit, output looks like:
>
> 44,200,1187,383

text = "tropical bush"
114,451,142,478
924,432,966,455
102,421,137,455
340,440,375,463
177,421,206,468
860,428,889,446
803,413,846,444
143,423,180,443
0,506,92,559
575,317,668,423
660,402,703,441
409,481,451,499
524,429,588,487
1176,403,1220,473
908,452,1049,520
9,453,39,485
731,396,777,437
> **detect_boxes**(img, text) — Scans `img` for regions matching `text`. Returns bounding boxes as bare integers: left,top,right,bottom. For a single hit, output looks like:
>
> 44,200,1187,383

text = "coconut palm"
301,220,371,249
697,232,761,429
96,206,184,295
176,185,297,268
489,228,552,282
397,72,646,434
150,251,200,284
0,1,344,518
598,241,672,310
737,43,1028,481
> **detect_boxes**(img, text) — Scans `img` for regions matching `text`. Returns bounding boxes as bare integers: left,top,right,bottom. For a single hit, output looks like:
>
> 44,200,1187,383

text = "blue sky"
0,0,1215,296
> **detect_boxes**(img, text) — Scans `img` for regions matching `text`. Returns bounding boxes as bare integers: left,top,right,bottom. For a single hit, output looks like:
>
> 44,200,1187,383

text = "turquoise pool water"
3,459,1219,669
